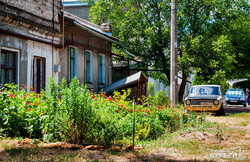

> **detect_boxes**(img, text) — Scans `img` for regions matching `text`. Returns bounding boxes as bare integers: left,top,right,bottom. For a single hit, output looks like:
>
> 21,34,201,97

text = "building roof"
101,71,148,93
63,11,121,45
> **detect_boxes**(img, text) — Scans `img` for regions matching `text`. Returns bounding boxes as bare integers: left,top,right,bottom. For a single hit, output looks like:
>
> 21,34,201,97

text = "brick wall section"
0,0,61,32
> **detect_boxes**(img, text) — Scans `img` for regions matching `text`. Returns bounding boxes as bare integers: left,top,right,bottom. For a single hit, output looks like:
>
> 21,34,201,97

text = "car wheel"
243,104,247,107
215,106,225,116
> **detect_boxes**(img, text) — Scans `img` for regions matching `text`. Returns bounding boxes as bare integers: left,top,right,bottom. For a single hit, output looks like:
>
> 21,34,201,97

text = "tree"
177,0,250,99
88,0,250,102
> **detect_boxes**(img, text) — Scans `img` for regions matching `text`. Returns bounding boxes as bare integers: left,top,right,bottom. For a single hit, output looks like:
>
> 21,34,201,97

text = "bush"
0,78,205,146
0,84,45,138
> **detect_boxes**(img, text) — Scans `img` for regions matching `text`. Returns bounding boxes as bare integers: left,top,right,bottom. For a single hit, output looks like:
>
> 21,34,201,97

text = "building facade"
0,0,62,93
60,12,119,91
0,0,121,93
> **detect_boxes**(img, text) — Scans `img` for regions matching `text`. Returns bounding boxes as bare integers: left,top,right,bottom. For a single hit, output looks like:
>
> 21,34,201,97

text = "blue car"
225,89,247,107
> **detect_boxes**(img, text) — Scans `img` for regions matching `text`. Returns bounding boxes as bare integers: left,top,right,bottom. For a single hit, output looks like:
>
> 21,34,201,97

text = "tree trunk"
178,71,188,102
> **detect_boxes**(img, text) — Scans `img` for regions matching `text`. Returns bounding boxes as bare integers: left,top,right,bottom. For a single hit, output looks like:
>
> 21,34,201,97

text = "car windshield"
189,86,220,95
226,90,244,96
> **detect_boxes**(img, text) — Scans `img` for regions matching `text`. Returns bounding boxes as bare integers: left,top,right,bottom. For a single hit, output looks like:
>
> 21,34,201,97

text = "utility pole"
170,0,178,105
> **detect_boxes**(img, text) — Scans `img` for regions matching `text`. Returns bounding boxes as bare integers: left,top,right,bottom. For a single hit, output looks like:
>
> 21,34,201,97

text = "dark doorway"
33,57,46,93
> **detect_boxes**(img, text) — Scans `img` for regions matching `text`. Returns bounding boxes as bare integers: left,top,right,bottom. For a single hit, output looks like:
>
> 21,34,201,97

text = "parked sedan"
225,89,247,107
184,85,226,115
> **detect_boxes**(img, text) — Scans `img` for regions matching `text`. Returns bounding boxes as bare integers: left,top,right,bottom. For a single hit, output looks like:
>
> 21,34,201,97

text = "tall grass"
0,78,206,146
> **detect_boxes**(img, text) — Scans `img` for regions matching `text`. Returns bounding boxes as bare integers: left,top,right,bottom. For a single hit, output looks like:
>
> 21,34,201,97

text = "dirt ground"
0,113,249,162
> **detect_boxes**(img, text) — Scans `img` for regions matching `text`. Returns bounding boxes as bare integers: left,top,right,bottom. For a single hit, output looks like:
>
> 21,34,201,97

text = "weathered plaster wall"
59,47,68,81
27,40,58,86
0,34,28,87
77,47,85,82
0,35,58,88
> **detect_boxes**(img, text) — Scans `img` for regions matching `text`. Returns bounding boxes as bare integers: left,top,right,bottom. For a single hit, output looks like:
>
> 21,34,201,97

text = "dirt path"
1,113,249,161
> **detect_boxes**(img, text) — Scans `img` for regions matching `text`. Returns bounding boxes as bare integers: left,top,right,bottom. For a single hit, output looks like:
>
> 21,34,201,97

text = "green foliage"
0,84,45,138
89,0,250,95
147,83,170,107
0,79,206,146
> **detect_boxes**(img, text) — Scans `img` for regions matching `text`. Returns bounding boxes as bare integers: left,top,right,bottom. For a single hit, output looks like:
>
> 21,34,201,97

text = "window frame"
99,54,106,85
85,50,93,83
0,47,20,86
69,46,78,80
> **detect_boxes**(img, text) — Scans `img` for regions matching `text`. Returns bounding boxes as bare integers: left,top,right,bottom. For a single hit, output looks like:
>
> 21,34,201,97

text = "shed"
101,71,148,100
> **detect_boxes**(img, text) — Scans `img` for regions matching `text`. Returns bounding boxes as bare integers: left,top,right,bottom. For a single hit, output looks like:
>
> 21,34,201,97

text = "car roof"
191,85,221,87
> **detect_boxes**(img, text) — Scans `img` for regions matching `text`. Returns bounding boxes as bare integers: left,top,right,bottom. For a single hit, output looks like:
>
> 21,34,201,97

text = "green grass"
228,112,250,117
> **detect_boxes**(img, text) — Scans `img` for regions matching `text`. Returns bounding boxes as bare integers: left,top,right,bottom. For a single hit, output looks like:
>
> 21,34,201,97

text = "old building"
0,0,62,93
0,0,121,93
60,11,120,91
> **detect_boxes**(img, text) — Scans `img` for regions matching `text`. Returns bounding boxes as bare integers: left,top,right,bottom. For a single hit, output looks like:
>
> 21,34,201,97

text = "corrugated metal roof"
101,71,148,93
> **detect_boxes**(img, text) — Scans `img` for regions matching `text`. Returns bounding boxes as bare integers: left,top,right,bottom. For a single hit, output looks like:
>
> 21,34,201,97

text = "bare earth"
0,110,249,161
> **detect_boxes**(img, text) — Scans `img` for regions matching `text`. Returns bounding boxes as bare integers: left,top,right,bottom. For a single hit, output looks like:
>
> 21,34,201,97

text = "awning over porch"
101,71,148,94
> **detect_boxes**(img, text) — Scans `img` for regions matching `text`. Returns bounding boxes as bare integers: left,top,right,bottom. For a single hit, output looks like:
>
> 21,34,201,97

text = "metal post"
132,97,136,151
170,0,178,106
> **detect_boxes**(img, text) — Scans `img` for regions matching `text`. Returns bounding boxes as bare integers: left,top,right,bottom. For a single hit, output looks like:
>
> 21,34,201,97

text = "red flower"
127,110,131,112
101,95,107,98
174,117,179,120
144,113,147,115
38,101,42,103
30,87,34,90
28,109,32,111
92,95,96,98
9,94,16,98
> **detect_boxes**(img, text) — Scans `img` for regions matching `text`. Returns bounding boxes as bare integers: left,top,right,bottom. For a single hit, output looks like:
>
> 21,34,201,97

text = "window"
99,54,105,85
70,47,78,79
86,51,92,83
0,50,17,85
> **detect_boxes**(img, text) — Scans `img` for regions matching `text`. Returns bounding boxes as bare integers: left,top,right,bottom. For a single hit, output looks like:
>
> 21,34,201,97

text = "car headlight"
213,100,219,105
185,100,191,105
225,97,228,100
240,98,245,101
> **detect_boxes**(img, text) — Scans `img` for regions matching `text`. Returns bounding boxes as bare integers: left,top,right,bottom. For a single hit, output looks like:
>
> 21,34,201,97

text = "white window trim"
99,54,106,85
0,46,20,87
85,50,93,83
69,46,78,80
